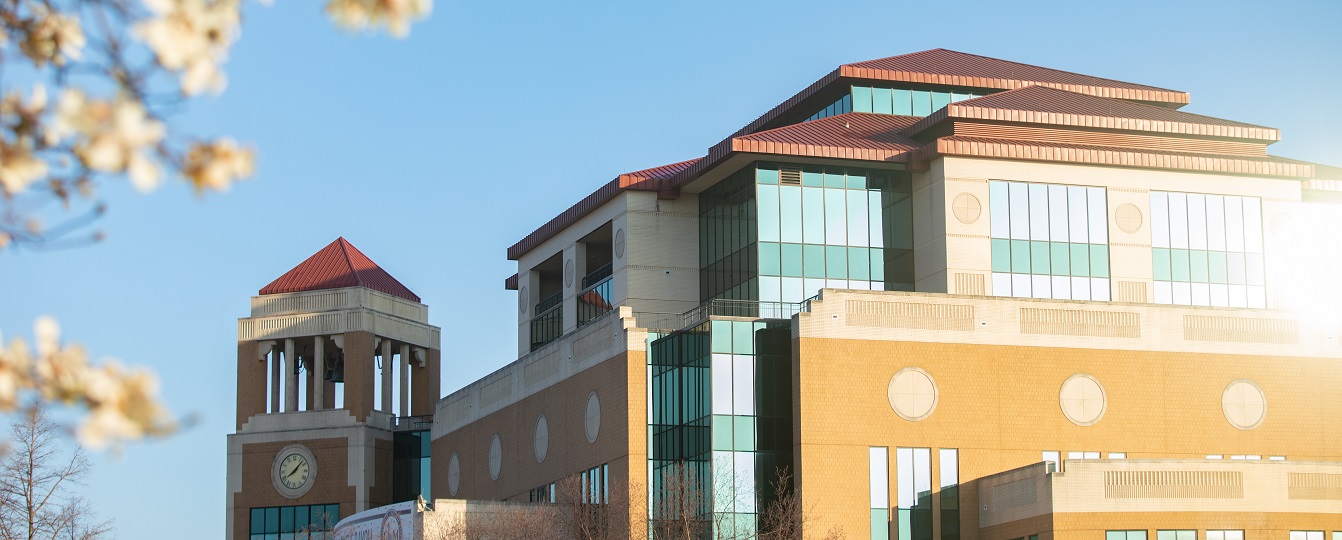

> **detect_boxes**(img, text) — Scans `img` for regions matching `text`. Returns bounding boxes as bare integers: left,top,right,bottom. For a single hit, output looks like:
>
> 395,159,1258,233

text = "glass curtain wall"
249,504,340,540
650,319,792,539
989,181,1111,300
392,430,431,504
1150,192,1265,308
700,168,759,303
808,86,990,122
756,163,914,304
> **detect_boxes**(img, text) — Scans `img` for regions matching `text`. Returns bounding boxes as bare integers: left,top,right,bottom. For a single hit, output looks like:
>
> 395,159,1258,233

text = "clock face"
278,453,310,489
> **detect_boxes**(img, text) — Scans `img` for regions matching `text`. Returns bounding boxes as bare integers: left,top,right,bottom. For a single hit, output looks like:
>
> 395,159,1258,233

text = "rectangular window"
939,449,959,540
1291,532,1325,540
1107,532,1148,540
249,504,340,538
990,181,1108,300
1151,191,1265,307
853,86,874,113
870,447,889,540
892,89,913,116
1042,451,1060,471
1206,531,1243,540
1159,531,1196,540
896,448,932,540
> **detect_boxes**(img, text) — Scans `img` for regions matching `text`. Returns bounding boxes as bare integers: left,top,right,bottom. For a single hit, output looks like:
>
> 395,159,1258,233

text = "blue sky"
1,0,1339,537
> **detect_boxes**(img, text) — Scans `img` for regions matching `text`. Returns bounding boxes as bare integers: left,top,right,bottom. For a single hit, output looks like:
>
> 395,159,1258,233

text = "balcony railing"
641,298,810,332
534,291,562,316
391,415,433,431
577,275,614,326
581,262,613,290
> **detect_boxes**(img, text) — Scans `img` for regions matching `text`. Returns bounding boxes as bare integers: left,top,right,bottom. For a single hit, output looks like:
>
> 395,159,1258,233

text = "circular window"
614,228,626,259
1059,374,1107,426
534,414,549,463
887,368,937,421
447,452,460,496
1222,379,1266,430
488,434,502,481
585,392,601,443
952,193,982,224
1116,204,1143,234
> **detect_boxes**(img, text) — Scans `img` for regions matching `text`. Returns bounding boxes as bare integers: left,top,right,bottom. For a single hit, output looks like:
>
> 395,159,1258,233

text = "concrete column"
313,336,325,411
284,338,297,412
399,344,410,416
519,269,542,356
562,243,584,333
269,348,280,413
380,338,393,413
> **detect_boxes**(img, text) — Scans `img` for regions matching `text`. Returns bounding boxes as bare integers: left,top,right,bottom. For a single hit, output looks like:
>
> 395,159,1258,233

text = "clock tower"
226,238,441,540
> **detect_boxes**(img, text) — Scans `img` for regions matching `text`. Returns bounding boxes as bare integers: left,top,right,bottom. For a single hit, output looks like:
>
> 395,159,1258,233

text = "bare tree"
0,406,109,540
648,462,712,540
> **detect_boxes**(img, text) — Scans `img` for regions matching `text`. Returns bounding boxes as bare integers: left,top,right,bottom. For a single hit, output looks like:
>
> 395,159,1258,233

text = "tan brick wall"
237,340,266,430
413,348,442,416
230,437,357,540
794,337,1342,539
1052,512,1342,540
342,331,377,422
431,350,647,533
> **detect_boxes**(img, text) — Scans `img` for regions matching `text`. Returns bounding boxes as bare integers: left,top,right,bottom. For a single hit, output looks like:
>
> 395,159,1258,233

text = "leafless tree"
0,406,110,540
648,462,712,540
757,467,848,540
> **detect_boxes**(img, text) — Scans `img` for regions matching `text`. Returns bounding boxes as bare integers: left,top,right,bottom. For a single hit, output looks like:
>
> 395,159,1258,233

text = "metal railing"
640,297,813,332
581,262,613,290
391,415,433,431
577,275,614,326
534,291,562,316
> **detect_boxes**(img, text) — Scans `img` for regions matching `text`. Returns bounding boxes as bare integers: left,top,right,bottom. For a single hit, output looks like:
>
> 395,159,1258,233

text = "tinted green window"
1071,244,1090,277
848,172,867,189
759,243,780,276
872,88,893,115
849,248,870,280
294,507,309,532
265,508,279,534
733,417,755,451
1189,250,1209,282
712,416,732,450
1208,251,1228,283
803,245,825,278
826,246,848,279
1089,245,1110,278
1011,240,1031,273
1050,242,1070,276
870,249,884,280
912,90,932,116
853,86,874,113
802,168,823,187
871,508,890,540
1152,248,1171,281
991,239,1012,273
733,322,753,353
930,91,951,112
825,169,846,188
1171,248,1190,281
756,167,778,184
251,509,265,534
892,89,912,116
781,243,803,277
712,320,733,353
1031,241,1050,274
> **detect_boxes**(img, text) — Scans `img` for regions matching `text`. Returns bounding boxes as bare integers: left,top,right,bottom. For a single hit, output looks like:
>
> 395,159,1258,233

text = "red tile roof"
260,237,421,302
673,114,922,183
730,48,1188,140
906,86,1278,141
506,159,700,260
846,49,1187,104
933,136,1314,178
